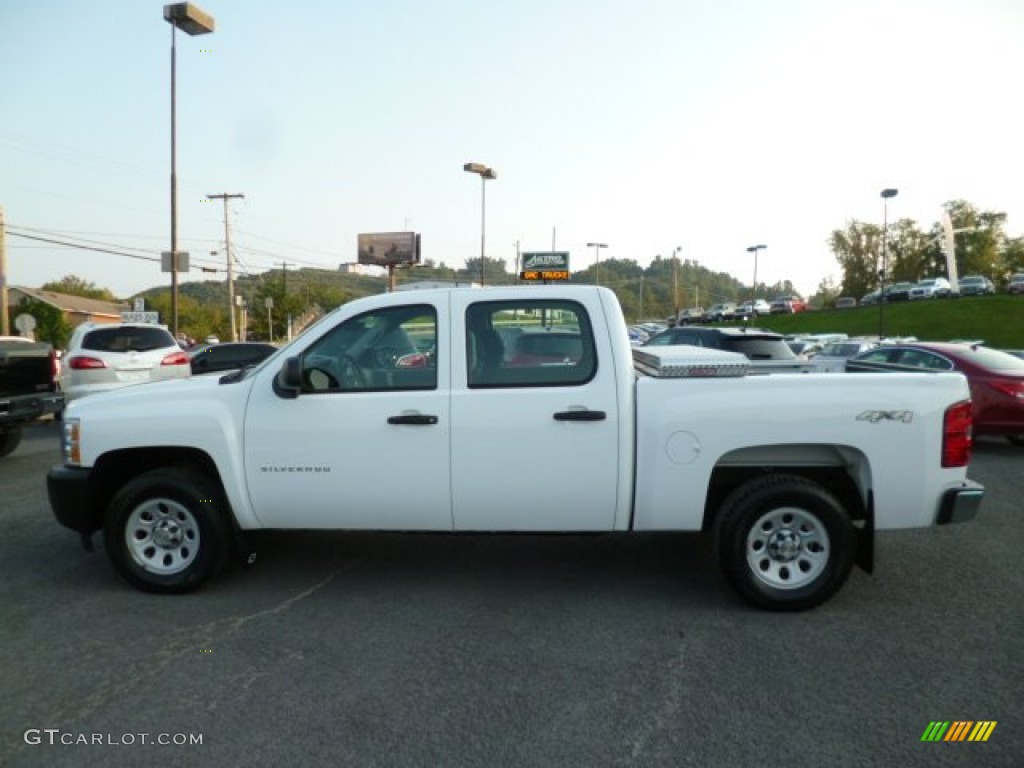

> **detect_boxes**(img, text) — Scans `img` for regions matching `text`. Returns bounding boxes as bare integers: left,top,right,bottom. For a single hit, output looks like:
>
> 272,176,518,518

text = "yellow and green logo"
921,721,997,742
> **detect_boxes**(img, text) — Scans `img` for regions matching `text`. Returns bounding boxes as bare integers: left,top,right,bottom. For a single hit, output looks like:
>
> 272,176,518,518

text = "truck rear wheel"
103,469,230,594
714,474,856,611
0,428,22,459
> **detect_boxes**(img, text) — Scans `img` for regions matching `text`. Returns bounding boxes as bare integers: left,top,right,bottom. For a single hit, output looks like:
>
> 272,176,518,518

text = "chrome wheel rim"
747,506,830,590
125,498,199,575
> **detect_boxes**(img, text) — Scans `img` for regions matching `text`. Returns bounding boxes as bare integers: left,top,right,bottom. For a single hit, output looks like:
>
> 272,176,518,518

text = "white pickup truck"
48,286,983,610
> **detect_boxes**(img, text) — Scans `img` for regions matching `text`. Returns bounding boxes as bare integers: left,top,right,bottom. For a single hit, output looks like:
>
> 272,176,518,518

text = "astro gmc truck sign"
520,251,570,281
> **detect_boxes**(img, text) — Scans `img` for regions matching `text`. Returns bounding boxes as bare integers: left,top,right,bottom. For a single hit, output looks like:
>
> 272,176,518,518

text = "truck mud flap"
233,528,257,570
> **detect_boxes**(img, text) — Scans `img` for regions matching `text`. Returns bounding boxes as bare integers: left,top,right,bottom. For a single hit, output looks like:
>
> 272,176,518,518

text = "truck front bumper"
937,480,984,524
47,465,101,540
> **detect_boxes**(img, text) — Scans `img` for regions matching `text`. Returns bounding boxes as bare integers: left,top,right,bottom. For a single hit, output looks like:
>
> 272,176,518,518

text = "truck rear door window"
465,300,596,388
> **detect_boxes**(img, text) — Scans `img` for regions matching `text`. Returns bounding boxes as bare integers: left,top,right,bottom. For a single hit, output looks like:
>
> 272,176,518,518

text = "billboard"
358,232,420,267
520,251,570,281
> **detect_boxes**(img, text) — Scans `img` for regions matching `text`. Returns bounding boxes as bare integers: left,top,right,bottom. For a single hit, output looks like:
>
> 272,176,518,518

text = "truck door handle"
553,410,606,422
387,414,439,425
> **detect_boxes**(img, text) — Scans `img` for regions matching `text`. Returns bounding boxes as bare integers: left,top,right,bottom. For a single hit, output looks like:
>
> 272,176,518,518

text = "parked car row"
671,296,802,324
57,322,280,407
859,274,1013,305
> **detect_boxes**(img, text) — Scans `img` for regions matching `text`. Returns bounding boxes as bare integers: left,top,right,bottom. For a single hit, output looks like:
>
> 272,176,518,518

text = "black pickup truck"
0,336,63,458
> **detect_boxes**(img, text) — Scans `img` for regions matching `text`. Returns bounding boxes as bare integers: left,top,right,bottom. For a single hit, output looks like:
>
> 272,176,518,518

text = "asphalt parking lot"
1,420,1021,767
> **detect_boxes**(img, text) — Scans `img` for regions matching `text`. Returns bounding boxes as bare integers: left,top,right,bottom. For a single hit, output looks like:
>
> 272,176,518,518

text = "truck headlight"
62,419,81,466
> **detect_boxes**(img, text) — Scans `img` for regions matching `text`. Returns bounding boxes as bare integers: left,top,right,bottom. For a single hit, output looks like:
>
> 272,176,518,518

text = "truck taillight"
942,400,973,468
69,356,107,370
161,351,189,366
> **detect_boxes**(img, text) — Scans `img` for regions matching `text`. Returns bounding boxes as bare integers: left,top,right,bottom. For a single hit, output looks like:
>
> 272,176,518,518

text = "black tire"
1006,435,1024,447
0,428,23,459
714,474,856,612
103,468,231,594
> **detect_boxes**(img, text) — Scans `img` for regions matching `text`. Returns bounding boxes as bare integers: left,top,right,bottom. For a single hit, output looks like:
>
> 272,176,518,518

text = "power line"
7,224,340,284
7,230,161,263
8,225,233,271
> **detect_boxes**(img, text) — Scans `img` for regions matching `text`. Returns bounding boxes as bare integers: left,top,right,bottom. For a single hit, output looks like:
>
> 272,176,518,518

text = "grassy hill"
731,296,1024,348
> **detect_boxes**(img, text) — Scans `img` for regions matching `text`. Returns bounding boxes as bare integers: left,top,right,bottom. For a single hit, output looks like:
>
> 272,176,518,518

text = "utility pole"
0,207,8,336
277,261,291,294
206,193,244,341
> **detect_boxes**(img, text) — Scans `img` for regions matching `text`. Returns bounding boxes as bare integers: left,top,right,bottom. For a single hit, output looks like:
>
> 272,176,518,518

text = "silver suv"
59,323,191,403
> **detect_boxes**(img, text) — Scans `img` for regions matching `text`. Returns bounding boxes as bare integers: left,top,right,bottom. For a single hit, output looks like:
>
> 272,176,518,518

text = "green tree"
943,200,1008,279
8,297,73,348
810,276,842,309
40,274,118,302
250,279,305,341
829,220,882,300
1000,237,1024,282
142,291,228,342
459,256,510,285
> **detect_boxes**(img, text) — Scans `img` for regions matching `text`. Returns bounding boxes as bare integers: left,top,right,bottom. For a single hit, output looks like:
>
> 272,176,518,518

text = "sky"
2,0,1023,303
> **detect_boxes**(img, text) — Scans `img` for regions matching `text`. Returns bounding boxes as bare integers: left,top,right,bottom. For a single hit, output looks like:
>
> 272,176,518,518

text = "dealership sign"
520,251,570,281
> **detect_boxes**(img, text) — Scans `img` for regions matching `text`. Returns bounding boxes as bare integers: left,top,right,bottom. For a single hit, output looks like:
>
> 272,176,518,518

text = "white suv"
59,323,191,403
909,277,951,300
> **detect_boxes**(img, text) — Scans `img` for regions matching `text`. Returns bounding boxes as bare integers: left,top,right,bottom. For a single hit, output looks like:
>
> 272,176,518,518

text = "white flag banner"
941,212,959,293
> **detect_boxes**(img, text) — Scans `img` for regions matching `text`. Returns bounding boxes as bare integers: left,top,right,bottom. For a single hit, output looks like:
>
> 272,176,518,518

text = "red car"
848,342,1024,446
769,295,808,314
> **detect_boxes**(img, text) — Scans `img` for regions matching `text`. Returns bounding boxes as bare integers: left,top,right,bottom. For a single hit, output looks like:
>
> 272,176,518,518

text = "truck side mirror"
273,356,303,399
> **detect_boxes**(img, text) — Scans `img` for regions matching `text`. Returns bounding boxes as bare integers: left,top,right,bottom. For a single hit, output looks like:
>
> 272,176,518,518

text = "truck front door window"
302,305,437,392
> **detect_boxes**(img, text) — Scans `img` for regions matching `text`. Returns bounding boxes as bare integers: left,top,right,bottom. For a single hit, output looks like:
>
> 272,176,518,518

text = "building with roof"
9,286,130,328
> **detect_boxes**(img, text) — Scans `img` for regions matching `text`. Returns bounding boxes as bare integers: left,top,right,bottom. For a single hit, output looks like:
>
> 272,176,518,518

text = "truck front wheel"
714,474,856,611
104,469,230,594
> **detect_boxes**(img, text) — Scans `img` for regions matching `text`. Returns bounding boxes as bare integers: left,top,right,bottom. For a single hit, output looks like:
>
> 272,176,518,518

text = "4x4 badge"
857,410,914,423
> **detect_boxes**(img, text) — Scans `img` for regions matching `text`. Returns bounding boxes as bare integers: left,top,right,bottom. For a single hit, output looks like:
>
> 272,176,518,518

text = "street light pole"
672,246,682,321
746,244,766,325
586,242,608,285
879,188,898,339
463,163,496,286
164,3,214,339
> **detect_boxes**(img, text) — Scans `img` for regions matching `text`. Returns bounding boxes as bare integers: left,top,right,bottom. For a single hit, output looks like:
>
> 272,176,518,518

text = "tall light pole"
672,246,682,321
164,3,215,339
746,244,766,325
464,163,496,286
586,242,608,285
879,188,898,339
